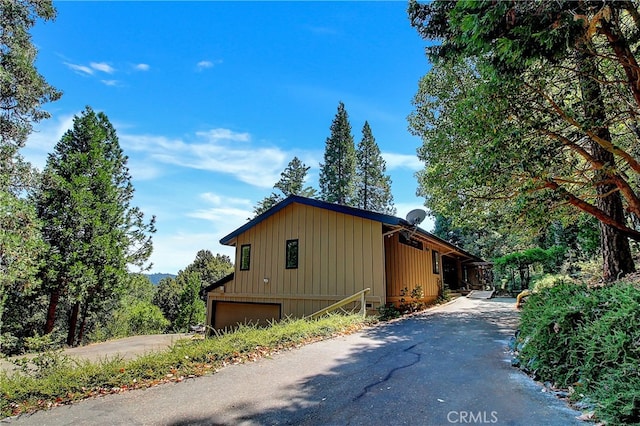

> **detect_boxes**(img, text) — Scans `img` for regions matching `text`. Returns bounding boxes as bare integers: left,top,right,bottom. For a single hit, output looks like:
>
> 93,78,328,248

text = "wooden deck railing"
308,288,371,319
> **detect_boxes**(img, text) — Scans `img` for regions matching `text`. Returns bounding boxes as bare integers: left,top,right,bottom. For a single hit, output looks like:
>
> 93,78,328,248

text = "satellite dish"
406,209,427,226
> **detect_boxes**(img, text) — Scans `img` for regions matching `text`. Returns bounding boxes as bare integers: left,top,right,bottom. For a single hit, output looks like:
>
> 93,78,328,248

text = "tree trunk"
77,302,89,345
578,46,635,281
67,302,79,347
44,288,60,334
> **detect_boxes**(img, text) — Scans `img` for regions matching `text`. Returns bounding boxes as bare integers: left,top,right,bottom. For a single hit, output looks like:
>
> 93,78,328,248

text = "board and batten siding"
384,232,442,304
212,202,386,318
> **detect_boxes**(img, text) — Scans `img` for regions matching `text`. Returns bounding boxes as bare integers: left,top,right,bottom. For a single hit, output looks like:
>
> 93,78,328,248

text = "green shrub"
530,274,575,292
90,301,170,342
128,302,170,335
377,304,402,321
516,281,640,424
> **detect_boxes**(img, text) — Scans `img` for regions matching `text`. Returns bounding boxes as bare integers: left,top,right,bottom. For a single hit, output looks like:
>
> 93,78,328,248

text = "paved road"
4,298,582,426
1,334,189,375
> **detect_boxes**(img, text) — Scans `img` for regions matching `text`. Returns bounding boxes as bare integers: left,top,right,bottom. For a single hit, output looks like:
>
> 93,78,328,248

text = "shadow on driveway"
161,298,582,426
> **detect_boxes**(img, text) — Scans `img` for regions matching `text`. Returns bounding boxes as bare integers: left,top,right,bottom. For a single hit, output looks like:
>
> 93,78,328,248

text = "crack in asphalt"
352,342,423,401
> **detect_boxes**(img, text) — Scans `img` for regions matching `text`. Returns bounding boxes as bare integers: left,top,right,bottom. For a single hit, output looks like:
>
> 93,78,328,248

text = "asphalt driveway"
4,297,583,425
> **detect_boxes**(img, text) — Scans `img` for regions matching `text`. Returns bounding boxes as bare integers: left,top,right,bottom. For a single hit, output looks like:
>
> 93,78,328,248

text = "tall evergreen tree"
275,157,316,198
0,0,60,353
252,156,316,216
319,102,356,205
1,0,61,192
37,107,155,346
355,121,395,214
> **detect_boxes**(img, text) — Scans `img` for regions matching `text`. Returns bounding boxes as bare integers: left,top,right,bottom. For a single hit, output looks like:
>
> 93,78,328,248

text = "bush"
516,281,640,424
530,274,575,292
90,301,170,341
128,302,170,335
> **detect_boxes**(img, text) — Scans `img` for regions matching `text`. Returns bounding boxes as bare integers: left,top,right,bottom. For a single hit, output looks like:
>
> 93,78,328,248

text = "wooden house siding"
384,232,442,304
206,196,488,330
209,202,386,321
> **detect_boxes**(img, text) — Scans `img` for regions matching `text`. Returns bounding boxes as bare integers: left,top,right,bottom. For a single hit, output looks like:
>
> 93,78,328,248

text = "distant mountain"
145,273,177,285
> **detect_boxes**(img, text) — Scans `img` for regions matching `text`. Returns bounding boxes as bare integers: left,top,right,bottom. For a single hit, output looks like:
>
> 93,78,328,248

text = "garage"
212,301,281,330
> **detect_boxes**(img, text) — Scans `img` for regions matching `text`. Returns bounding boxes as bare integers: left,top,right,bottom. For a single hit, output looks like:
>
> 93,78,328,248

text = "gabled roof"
219,195,482,262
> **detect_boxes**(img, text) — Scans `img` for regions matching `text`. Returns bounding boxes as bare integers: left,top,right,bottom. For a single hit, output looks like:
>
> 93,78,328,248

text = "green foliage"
0,0,60,356
354,121,395,215
174,271,205,332
181,250,233,295
253,192,283,217
0,0,61,176
36,106,156,346
92,302,169,341
399,286,425,312
494,246,567,291
516,281,640,424
253,156,316,216
530,274,576,293
408,0,640,278
123,273,155,304
319,101,356,205
0,191,44,346
377,304,402,321
152,277,182,327
0,314,367,417
274,156,316,199
119,302,169,336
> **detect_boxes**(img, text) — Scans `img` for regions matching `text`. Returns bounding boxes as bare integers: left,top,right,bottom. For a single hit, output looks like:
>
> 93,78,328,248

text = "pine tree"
0,0,60,353
37,107,155,346
253,157,316,217
355,121,395,214
1,0,61,193
274,157,315,197
319,102,356,205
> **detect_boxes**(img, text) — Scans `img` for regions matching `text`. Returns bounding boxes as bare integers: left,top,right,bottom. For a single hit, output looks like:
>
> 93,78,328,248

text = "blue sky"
24,1,433,274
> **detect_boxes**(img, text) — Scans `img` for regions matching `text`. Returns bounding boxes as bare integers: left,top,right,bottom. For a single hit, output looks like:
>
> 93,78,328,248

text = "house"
205,195,487,330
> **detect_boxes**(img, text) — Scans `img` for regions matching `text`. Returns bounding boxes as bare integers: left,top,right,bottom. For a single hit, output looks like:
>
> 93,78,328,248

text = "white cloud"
90,62,115,73
197,60,214,70
126,159,163,181
148,192,256,273
382,152,422,171
189,206,252,223
196,59,222,71
101,79,119,86
195,128,251,143
119,129,290,188
200,192,252,208
134,63,150,71
65,62,94,75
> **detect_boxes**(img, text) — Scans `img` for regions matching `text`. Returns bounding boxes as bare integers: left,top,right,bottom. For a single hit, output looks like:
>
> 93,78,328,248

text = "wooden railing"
308,288,371,319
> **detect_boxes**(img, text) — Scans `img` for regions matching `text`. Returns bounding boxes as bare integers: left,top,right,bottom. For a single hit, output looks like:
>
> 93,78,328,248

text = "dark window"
240,244,251,270
432,250,440,274
286,239,299,269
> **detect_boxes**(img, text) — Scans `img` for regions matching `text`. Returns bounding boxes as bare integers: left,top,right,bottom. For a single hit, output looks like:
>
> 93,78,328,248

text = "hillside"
145,273,177,285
